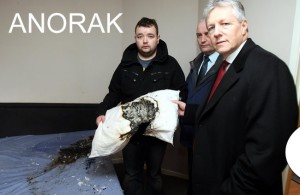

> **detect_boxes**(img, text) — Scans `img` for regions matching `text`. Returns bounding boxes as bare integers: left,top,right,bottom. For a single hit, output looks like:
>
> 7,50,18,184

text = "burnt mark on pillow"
120,97,158,140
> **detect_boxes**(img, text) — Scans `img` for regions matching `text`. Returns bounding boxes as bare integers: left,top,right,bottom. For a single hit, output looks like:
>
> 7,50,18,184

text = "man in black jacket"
96,17,187,195
174,0,298,194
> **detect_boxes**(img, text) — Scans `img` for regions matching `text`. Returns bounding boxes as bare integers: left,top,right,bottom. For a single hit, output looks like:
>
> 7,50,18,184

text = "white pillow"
89,89,179,158
143,89,180,143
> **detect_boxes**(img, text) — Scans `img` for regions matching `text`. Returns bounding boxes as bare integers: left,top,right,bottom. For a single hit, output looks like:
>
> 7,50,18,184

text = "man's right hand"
96,115,106,126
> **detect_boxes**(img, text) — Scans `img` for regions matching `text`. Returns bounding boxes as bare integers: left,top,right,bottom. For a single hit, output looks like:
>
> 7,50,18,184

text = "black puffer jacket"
98,40,187,115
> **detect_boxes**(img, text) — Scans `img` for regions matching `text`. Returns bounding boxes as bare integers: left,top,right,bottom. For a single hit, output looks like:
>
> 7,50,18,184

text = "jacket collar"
120,39,169,67
190,52,223,87
202,38,257,113
190,53,203,71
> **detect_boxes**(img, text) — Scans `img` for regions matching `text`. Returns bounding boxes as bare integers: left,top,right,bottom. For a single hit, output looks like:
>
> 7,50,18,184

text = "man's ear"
157,34,160,44
241,20,248,35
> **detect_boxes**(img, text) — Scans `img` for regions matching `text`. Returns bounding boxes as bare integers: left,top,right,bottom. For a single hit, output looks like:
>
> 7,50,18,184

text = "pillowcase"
89,89,179,158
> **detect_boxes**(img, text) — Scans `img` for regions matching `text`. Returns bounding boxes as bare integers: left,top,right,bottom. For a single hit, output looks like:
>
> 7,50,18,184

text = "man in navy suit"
179,19,222,195
174,0,298,194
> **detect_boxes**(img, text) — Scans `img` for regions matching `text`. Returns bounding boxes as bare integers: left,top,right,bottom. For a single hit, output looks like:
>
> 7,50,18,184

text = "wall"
0,0,198,103
240,0,296,65
289,0,300,102
0,0,123,103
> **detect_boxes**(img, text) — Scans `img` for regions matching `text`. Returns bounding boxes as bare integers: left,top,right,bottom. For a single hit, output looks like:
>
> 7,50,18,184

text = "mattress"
0,130,123,195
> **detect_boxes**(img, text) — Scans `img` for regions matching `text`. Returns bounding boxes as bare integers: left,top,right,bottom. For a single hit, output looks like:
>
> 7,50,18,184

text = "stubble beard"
138,48,157,60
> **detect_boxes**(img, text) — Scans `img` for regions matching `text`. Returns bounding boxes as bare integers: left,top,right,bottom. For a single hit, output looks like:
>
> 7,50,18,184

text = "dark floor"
113,163,188,195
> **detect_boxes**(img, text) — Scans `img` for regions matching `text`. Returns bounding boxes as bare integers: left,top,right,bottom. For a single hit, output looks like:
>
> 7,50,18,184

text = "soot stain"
27,136,94,183
120,97,158,140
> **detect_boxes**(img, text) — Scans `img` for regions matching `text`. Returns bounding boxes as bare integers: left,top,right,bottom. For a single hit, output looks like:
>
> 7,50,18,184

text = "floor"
287,174,300,195
114,163,300,195
288,180,300,195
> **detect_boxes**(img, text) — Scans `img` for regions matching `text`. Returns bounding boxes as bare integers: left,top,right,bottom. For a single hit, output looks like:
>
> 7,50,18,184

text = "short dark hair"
135,17,159,35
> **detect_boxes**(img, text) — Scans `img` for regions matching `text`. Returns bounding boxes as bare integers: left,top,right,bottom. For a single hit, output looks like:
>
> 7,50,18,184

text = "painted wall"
2,0,297,103
0,0,198,103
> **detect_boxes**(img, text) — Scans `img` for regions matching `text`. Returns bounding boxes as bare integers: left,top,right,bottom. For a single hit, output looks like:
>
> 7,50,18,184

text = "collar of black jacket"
121,39,169,66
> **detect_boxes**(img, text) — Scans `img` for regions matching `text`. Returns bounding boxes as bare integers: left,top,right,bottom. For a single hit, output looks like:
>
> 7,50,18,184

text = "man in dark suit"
179,19,222,195
174,0,298,194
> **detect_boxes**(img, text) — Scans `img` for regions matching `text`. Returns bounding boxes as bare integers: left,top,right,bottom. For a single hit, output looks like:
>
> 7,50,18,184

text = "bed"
0,130,123,195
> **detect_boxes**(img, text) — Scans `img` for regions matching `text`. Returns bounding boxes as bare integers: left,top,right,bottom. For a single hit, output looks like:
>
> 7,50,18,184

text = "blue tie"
197,55,209,85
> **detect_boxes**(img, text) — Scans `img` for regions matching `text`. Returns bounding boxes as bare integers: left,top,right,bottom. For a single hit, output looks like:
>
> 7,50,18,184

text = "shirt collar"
226,40,247,64
207,51,219,64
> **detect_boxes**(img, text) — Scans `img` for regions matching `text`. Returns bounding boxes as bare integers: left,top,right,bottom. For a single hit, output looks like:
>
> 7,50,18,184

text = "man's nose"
143,37,148,43
213,25,222,36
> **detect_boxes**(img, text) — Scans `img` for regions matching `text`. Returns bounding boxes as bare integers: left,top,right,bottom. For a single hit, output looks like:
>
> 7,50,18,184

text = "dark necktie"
208,60,229,100
197,55,209,85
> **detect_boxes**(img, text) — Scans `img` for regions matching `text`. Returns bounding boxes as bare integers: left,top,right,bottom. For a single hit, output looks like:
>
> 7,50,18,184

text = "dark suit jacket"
180,53,223,147
184,38,298,195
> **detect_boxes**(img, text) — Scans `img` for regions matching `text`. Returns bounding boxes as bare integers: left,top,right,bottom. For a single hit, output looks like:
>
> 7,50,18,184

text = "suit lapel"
204,66,239,111
197,55,223,86
189,53,204,87
192,55,223,93
200,38,257,117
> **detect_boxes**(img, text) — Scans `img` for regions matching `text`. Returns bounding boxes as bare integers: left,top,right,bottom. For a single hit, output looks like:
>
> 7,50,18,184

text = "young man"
175,0,298,194
96,17,187,195
179,19,222,195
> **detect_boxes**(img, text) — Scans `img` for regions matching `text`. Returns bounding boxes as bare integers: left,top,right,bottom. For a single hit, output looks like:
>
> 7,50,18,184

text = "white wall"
289,0,300,102
0,0,120,103
3,0,297,103
240,0,297,65
0,0,198,103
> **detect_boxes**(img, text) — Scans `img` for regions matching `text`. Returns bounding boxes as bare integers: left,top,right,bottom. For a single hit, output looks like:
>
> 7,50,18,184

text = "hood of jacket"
120,39,169,66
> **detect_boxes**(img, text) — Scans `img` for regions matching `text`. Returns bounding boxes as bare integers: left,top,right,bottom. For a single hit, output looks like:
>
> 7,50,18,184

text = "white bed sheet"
0,130,123,195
